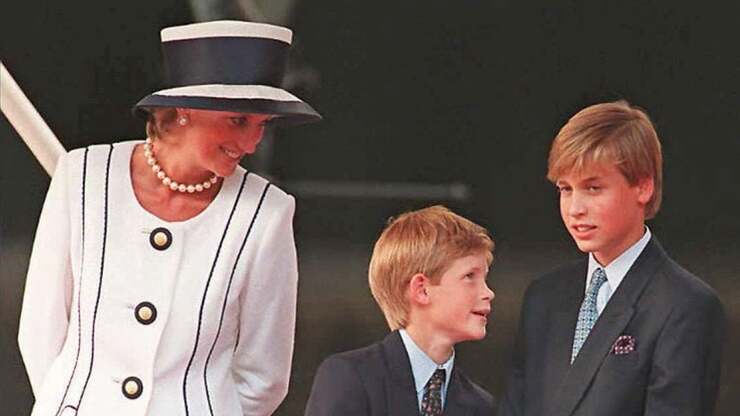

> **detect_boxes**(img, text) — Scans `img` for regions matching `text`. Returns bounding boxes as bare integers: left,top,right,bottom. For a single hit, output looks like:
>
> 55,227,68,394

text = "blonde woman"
19,20,320,416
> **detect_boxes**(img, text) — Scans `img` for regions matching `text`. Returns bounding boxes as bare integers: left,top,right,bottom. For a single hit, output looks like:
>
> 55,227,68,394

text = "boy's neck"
403,323,454,365
593,224,648,266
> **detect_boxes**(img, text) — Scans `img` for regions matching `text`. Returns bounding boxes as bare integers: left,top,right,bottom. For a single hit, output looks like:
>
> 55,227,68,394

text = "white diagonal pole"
1,62,66,176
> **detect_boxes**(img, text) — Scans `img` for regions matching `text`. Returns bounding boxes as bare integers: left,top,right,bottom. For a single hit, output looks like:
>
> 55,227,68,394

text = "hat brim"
133,85,321,126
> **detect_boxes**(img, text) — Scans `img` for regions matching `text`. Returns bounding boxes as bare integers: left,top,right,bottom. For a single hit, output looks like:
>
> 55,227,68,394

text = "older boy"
305,206,495,416
500,101,725,416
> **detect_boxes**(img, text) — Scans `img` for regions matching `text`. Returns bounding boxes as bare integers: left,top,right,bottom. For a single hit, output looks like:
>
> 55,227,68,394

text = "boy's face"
556,162,653,266
425,253,494,343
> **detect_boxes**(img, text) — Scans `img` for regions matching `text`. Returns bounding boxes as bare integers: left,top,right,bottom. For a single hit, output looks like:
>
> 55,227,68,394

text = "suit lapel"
383,331,422,415
541,263,586,410
554,238,668,416
444,368,476,416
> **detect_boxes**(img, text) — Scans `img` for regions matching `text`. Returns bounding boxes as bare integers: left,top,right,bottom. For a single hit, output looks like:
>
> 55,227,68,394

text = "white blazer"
18,140,298,416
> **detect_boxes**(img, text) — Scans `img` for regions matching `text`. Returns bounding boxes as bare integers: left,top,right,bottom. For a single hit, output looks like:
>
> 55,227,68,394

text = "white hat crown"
161,20,293,44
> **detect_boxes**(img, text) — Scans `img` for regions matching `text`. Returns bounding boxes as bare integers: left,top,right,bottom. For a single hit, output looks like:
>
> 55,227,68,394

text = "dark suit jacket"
305,331,495,416
499,237,726,416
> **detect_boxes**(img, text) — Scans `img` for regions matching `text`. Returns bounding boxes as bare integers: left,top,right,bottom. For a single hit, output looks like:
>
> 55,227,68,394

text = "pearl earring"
178,116,188,126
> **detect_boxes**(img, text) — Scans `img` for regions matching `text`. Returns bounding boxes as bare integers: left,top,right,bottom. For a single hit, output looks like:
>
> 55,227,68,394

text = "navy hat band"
162,37,289,88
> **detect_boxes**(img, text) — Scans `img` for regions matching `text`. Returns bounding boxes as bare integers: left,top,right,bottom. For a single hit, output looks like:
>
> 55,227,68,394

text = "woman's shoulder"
47,140,139,197
66,139,141,159
235,169,295,212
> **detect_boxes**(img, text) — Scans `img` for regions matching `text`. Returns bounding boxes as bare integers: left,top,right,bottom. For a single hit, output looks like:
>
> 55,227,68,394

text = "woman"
18,20,320,416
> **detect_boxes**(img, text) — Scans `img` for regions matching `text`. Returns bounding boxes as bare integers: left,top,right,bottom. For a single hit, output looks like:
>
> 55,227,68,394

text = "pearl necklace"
143,138,219,193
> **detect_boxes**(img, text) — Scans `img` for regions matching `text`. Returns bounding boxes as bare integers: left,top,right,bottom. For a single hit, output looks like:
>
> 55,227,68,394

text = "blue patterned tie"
571,267,608,363
421,368,445,416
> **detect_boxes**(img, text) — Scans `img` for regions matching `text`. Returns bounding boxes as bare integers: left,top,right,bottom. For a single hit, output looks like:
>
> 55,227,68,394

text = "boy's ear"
408,273,431,306
636,176,655,205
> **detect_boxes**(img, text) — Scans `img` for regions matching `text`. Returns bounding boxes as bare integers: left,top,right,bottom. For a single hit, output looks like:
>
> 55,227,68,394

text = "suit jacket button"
122,376,143,399
135,302,157,325
149,227,172,250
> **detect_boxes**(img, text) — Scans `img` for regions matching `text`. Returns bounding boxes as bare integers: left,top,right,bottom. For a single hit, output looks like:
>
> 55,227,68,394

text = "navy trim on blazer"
76,144,114,409
204,179,272,415
183,170,249,416
55,148,88,416
233,327,240,354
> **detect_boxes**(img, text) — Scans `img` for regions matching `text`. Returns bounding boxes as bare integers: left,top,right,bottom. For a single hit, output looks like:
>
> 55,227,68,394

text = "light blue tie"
571,267,608,363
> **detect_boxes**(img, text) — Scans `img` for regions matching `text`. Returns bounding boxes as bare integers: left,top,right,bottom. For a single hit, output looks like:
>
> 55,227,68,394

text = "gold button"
149,227,172,251
121,376,143,399
153,231,168,247
124,380,139,396
134,302,157,325
137,306,153,321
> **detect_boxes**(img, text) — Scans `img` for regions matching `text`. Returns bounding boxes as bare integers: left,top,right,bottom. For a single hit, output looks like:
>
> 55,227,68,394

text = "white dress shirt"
586,227,652,314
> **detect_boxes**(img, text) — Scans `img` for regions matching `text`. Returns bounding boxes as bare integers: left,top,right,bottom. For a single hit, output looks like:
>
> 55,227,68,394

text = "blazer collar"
381,331,423,415
444,367,479,416
553,236,669,416
381,331,480,415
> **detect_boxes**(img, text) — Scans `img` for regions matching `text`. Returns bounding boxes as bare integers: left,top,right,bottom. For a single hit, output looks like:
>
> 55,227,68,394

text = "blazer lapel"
541,263,586,410
383,331,422,415
554,238,668,416
444,368,473,416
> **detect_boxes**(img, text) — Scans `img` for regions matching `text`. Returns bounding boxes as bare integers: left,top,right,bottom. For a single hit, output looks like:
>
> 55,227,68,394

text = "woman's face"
176,109,273,177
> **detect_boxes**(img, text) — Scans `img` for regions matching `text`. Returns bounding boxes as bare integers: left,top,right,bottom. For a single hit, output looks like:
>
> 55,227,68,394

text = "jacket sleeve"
304,356,370,416
232,194,298,415
18,153,74,397
644,288,726,416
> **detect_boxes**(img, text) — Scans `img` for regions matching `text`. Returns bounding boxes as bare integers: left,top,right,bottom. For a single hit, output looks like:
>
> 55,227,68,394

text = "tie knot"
588,267,607,294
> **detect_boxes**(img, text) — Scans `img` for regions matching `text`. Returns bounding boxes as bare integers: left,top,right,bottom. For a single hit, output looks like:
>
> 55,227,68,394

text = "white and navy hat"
134,20,321,125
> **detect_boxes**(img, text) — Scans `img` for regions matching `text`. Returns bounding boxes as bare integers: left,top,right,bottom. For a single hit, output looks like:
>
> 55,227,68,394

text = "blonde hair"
547,100,663,219
368,205,494,330
145,107,178,139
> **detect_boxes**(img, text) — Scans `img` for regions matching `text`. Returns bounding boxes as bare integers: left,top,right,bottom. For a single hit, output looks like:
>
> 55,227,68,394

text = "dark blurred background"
1,1,738,414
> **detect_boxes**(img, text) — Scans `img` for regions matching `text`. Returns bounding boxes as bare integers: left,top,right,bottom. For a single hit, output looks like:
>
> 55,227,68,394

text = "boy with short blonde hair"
500,100,725,416
546,100,663,218
306,205,495,416
369,205,494,330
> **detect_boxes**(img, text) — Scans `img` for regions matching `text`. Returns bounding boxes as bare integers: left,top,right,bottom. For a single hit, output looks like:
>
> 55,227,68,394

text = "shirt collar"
587,226,652,292
398,329,455,395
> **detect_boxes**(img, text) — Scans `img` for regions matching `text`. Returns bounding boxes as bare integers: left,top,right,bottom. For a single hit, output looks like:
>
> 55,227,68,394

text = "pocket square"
611,335,636,355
